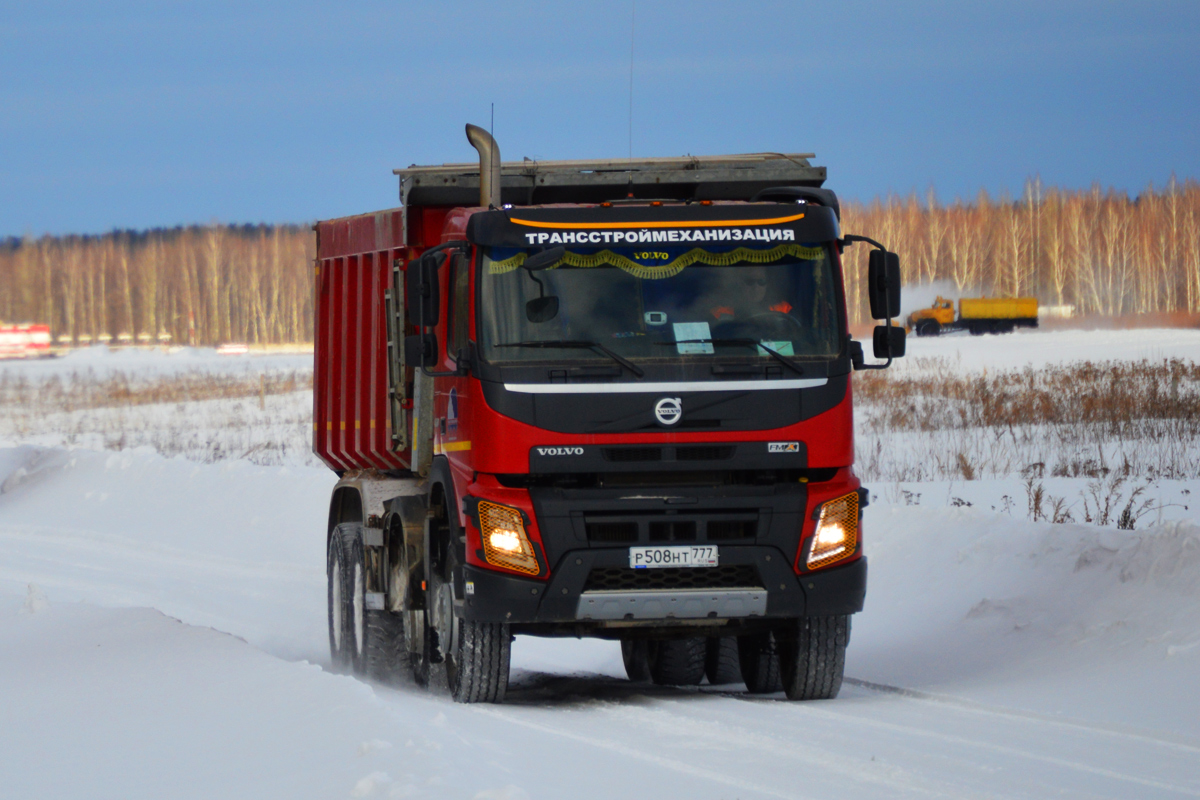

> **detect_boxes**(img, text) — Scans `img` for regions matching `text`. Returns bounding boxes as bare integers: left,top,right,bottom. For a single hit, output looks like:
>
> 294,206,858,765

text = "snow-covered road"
2,442,1197,798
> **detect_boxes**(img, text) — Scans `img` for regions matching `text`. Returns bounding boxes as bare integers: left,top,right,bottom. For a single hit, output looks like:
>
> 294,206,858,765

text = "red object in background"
0,323,51,359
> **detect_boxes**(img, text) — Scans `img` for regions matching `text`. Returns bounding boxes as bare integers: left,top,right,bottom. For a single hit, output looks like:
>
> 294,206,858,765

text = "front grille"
603,447,663,463
585,521,639,543
584,510,761,543
676,445,735,461
706,519,757,540
648,520,697,542
583,564,763,592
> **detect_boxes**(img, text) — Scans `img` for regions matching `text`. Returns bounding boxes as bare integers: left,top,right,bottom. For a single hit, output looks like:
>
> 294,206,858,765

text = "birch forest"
2,178,1198,343
841,178,1200,324
0,224,314,346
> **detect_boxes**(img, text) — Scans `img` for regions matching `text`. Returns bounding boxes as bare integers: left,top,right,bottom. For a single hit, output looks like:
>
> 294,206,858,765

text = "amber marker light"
807,492,859,570
478,501,541,576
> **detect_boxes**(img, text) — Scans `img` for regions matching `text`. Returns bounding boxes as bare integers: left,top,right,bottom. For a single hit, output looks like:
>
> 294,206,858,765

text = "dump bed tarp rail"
395,152,826,207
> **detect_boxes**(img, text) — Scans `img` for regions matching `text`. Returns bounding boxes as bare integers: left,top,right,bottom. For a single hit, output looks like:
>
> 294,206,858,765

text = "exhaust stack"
465,123,502,209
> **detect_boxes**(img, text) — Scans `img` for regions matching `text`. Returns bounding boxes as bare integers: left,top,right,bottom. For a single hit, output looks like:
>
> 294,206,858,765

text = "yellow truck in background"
907,296,1038,336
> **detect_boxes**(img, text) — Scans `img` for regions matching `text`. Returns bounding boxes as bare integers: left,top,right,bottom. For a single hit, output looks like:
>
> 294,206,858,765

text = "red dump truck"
314,125,904,703
0,323,51,359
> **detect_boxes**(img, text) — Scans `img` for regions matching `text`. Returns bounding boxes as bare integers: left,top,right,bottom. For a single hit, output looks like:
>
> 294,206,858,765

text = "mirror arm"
840,234,887,251
854,353,893,371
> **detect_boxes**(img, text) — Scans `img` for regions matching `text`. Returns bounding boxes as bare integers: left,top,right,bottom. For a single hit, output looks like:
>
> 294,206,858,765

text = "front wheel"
429,513,510,703
444,617,511,703
778,615,849,700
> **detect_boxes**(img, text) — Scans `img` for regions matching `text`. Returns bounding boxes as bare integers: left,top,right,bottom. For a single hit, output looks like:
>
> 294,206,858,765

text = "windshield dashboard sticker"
672,322,714,355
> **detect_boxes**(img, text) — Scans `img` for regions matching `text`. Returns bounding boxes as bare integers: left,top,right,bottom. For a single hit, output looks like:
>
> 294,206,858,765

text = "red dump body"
312,209,408,471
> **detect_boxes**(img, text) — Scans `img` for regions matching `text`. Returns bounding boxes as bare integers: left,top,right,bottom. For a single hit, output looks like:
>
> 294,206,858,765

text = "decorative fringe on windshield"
487,243,825,279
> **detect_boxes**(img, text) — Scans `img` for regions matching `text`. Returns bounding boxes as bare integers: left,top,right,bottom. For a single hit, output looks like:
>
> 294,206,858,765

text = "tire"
429,507,510,703
621,638,651,683
327,528,352,672
779,615,849,701
916,319,941,337
340,525,405,680
738,631,782,693
444,616,511,703
705,637,742,685
647,637,706,686
411,610,432,687
364,610,408,683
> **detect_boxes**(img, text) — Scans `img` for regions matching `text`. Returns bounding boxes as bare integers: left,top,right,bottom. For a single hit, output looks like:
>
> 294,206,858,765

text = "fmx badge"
654,397,682,426
768,441,801,453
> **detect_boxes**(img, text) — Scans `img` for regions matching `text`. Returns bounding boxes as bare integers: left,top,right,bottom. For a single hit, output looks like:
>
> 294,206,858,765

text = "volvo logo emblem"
654,397,683,426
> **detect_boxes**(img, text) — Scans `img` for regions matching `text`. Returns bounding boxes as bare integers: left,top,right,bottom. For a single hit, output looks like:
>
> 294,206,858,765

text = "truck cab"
315,125,903,702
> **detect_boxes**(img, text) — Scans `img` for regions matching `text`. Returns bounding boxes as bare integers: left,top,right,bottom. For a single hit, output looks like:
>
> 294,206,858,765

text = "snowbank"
898,327,1200,372
0,345,311,381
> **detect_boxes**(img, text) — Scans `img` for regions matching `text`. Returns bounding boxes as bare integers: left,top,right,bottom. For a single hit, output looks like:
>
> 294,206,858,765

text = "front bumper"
461,551,867,626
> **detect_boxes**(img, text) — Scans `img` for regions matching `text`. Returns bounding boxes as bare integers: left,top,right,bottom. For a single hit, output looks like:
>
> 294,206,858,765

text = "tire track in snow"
469,704,825,800
842,677,1200,756
490,673,978,799
717,686,1200,797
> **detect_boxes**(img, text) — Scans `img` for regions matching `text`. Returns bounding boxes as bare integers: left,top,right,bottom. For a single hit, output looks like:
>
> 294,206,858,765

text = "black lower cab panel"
460,552,866,637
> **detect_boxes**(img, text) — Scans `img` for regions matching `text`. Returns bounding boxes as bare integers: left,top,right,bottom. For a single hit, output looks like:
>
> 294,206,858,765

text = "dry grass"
855,358,1200,483
0,369,311,412
0,369,316,466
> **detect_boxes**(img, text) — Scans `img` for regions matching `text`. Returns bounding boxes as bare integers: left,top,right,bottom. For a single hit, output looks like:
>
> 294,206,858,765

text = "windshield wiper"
495,340,645,378
660,338,804,376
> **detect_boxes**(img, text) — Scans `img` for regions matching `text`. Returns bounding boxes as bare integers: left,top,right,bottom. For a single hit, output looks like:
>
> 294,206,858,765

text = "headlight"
807,492,859,570
478,501,541,576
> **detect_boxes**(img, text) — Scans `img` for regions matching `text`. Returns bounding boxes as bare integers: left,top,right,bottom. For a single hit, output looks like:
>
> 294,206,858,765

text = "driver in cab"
710,267,792,322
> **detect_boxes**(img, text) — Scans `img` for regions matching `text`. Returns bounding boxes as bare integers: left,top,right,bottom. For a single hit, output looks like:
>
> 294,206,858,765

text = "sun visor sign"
466,206,839,248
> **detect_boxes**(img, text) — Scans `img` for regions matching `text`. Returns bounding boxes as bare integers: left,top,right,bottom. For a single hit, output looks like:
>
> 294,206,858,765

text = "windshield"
479,241,841,366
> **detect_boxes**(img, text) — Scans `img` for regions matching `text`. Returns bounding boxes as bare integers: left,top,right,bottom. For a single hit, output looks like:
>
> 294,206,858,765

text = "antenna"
627,1,636,195
490,102,494,141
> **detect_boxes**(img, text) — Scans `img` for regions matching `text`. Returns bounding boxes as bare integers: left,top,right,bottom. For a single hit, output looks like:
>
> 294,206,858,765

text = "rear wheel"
340,524,405,680
327,528,352,672
648,637,707,686
621,639,651,683
738,631,782,693
778,615,849,700
705,637,742,685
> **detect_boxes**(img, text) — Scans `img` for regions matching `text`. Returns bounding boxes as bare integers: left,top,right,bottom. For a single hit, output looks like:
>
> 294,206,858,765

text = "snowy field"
2,333,1199,799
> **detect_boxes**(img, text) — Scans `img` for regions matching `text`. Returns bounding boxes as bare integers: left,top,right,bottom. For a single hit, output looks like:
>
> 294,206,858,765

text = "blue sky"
3,1,1197,236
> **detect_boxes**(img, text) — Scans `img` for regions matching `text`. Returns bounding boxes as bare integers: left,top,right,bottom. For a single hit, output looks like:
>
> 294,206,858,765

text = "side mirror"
404,333,438,369
406,252,443,327
873,325,906,359
522,246,565,271
526,295,559,323
867,250,901,319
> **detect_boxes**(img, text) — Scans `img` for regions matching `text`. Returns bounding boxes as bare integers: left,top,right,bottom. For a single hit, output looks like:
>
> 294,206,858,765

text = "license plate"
629,545,719,569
